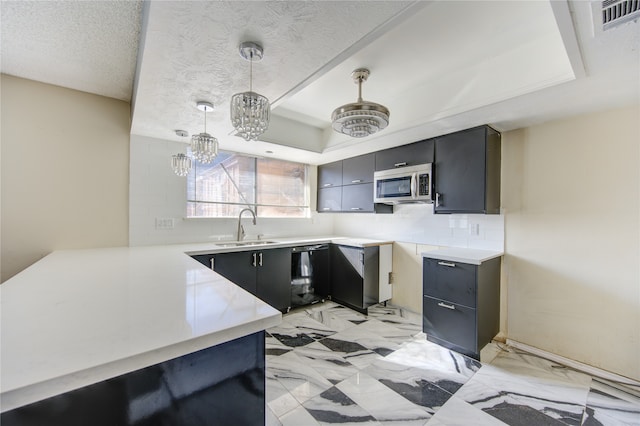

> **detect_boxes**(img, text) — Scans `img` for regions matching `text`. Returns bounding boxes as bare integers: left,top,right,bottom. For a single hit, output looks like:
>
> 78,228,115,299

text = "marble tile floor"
265,302,640,426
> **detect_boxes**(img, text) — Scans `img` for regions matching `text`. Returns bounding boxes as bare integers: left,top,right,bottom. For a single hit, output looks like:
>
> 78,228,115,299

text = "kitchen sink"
215,240,278,247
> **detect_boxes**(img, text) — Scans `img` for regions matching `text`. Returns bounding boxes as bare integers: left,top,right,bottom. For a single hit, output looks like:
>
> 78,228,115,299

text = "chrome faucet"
236,208,256,241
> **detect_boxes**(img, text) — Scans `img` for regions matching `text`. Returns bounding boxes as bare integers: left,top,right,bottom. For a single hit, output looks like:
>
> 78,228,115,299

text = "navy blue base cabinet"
1,332,266,426
423,256,501,360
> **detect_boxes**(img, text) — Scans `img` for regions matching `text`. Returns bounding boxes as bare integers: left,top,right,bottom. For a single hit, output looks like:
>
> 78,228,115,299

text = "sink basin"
216,240,277,247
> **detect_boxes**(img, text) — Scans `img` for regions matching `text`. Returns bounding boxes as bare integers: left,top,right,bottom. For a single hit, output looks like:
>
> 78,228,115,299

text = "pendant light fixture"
171,129,192,177
191,101,218,164
230,42,271,141
171,153,192,177
331,68,390,138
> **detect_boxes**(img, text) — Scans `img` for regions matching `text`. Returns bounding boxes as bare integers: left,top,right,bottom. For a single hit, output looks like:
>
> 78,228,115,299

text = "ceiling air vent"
601,0,640,30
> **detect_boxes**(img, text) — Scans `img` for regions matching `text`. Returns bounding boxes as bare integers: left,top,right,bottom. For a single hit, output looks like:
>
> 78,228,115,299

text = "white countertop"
182,236,393,255
329,237,394,248
0,245,282,412
421,247,503,265
0,235,393,412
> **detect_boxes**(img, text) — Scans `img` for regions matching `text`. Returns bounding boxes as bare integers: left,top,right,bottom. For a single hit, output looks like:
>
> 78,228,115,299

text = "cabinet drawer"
423,258,476,307
423,295,476,352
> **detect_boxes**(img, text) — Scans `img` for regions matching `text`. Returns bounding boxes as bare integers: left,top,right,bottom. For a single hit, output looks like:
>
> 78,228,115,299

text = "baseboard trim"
505,339,640,388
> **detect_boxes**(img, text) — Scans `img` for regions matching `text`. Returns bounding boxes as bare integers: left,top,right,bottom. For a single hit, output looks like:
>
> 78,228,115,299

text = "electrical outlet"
155,218,174,230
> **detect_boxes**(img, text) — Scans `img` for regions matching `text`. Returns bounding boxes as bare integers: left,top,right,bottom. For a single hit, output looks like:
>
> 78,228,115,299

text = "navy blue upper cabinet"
318,160,343,189
317,154,391,214
317,186,342,212
433,126,501,214
375,139,434,171
317,125,499,215
342,153,375,185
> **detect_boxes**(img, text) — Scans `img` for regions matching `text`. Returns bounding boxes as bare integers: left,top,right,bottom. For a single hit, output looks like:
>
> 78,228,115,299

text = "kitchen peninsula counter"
0,235,393,414
0,245,282,415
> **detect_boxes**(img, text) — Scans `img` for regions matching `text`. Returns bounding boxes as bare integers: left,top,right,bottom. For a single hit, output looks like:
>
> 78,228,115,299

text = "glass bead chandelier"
331,68,390,138
171,129,192,177
230,42,271,141
191,101,218,164
171,152,192,177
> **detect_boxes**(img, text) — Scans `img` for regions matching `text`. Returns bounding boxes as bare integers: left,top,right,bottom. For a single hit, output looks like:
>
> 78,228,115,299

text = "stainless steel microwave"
373,163,433,204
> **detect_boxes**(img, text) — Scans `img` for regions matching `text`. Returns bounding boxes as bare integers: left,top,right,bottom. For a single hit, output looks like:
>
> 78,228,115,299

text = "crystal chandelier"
191,101,218,164
331,68,390,138
171,129,192,177
230,42,270,141
171,153,192,177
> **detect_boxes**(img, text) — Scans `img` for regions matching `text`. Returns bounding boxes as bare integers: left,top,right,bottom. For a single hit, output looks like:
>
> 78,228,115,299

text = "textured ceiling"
131,0,579,160
1,0,142,101
130,1,417,154
1,1,638,164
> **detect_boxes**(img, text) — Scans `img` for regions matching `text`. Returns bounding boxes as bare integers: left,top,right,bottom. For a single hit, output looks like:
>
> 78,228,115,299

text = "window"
187,151,309,218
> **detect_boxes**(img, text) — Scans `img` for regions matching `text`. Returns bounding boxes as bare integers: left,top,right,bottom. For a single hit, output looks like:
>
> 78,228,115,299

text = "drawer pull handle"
438,302,455,310
322,207,331,211
350,207,363,210
252,253,257,267
394,162,407,168
323,183,333,187
438,261,456,267
210,258,215,270
351,179,363,183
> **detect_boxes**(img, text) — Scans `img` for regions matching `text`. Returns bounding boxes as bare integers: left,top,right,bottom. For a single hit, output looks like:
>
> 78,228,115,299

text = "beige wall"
1,75,130,282
390,243,437,314
502,105,640,380
391,242,428,313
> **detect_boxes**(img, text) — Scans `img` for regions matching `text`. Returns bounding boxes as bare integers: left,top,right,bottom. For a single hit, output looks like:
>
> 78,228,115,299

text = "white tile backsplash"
130,135,503,250
332,204,504,251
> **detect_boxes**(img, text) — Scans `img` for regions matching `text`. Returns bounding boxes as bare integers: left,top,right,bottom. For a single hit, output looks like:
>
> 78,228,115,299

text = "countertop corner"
421,247,503,265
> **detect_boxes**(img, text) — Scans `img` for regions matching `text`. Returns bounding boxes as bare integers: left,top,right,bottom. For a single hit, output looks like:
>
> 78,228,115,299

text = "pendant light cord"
249,51,253,93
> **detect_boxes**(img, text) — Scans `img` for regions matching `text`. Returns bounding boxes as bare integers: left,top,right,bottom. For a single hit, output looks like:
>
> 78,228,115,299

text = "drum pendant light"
230,42,271,141
331,68,390,138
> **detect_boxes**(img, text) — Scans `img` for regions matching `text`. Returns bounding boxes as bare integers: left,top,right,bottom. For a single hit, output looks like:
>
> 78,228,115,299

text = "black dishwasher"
290,244,329,308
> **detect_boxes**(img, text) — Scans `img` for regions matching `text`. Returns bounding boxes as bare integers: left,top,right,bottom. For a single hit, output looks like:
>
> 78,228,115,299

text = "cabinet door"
317,187,342,212
330,245,364,309
318,160,343,188
342,153,374,185
212,252,257,295
256,248,292,312
434,127,487,213
375,139,434,171
310,248,330,299
423,259,477,308
362,246,380,308
423,295,477,355
341,183,374,213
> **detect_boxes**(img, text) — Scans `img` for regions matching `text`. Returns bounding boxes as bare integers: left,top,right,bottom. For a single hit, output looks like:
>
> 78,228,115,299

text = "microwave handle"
411,173,417,199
